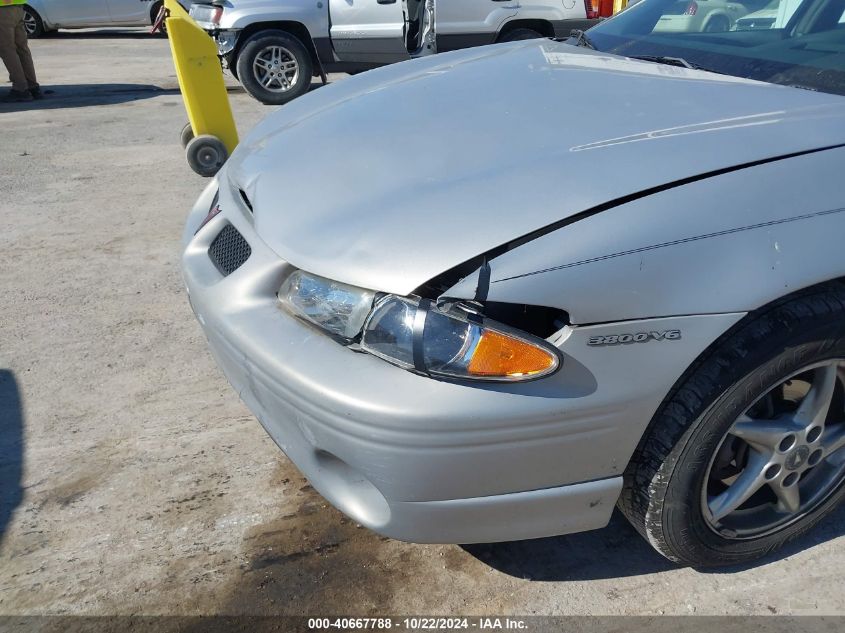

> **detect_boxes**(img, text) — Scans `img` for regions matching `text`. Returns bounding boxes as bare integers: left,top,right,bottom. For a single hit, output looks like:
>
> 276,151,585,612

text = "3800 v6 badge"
587,330,682,346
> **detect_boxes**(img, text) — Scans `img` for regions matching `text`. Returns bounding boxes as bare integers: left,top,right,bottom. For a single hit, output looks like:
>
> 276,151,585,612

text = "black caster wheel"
186,135,228,177
180,122,194,148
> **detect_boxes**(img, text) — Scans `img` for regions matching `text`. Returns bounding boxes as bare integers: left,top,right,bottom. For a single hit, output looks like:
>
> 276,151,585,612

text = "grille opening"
208,224,252,276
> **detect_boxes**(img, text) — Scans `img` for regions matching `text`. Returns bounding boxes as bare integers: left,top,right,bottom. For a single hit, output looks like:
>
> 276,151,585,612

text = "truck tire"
235,30,313,106
619,282,845,567
226,54,239,81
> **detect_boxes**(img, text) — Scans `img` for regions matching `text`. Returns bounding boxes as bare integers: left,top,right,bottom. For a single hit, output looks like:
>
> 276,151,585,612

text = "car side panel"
38,0,111,27
106,0,157,24
443,147,845,325
435,0,518,37
513,0,588,22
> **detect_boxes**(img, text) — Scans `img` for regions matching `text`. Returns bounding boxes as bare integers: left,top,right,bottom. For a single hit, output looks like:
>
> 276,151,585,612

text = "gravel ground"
1,29,844,619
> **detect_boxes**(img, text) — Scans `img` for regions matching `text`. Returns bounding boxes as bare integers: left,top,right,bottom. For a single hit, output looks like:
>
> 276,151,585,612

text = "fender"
441,146,845,324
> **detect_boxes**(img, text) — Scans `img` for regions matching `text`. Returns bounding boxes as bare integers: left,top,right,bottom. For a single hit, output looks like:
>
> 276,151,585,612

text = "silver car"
22,0,189,37
181,0,845,567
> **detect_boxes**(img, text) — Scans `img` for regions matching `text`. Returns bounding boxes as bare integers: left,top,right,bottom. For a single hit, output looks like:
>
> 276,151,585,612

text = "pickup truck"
189,0,598,104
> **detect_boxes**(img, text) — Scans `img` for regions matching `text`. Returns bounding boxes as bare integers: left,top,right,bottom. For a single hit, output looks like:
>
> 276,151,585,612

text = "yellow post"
612,0,627,13
164,0,238,154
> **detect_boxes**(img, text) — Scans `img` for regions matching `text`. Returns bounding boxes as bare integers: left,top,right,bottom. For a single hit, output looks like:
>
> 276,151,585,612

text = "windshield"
583,0,845,95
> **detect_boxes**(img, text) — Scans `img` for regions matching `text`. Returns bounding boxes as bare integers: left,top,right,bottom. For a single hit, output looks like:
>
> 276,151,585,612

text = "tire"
186,135,228,177
23,6,44,39
226,54,238,81
619,282,845,567
180,123,194,149
235,30,313,106
498,28,544,43
703,15,730,32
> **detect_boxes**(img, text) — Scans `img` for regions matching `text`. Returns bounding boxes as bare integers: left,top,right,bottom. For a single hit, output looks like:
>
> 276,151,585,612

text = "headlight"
360,296,560,382
279,270,376,339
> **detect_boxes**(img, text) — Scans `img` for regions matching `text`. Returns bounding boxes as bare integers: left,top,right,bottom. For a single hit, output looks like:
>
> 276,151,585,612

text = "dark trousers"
0,5,38,92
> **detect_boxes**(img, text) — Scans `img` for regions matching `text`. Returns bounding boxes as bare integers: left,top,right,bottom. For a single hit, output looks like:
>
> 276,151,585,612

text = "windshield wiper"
566,29,597,50
629,55,725,74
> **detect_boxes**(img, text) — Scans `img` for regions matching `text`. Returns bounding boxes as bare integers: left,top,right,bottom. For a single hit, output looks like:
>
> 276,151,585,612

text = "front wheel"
23,6,45,38
619,283,845,567
235,30,313,106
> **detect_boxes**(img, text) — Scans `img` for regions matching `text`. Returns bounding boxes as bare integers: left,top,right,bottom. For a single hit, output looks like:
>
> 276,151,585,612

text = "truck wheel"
619,282,845,567
23,6,45,38
235,30,313,106
498,28,544,42
226,54,239,81
186,135,228,177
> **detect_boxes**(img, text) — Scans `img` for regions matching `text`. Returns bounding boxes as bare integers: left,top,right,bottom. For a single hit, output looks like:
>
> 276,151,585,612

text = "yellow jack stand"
162,0,238,177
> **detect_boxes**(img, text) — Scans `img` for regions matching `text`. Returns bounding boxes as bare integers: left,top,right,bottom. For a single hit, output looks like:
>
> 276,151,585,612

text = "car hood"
227,40,845,296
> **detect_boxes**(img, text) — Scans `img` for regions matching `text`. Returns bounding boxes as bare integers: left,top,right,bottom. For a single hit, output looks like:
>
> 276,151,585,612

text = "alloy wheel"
702,360,845,539
23,11,37,36
252,45,299,93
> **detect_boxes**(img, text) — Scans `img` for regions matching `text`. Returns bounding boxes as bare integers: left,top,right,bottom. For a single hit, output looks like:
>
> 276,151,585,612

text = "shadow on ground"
0,370,23,546
464,502,845,580
0,83,181,111
36,28,161,40
463,511,675,581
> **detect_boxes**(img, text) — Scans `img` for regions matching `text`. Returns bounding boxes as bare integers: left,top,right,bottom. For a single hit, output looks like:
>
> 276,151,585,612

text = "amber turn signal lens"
467,330,557,378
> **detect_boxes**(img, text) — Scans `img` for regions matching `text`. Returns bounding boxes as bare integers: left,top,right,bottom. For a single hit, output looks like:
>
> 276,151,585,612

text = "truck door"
436,0,519,51
329,0,410,63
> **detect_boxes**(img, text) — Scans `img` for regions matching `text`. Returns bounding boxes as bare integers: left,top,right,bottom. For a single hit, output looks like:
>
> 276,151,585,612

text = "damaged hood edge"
227,41,845,297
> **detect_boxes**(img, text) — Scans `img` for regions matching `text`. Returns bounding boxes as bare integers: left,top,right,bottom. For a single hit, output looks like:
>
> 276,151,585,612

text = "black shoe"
2,89,33,103
30,87,43,100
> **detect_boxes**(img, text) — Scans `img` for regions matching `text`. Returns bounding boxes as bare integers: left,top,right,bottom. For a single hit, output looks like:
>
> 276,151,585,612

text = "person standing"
0,0,40,102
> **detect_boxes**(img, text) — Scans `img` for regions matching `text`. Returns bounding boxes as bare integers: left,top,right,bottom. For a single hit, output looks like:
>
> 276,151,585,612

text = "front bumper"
212,29,239,58
181,174,743,543
192,25,239,58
